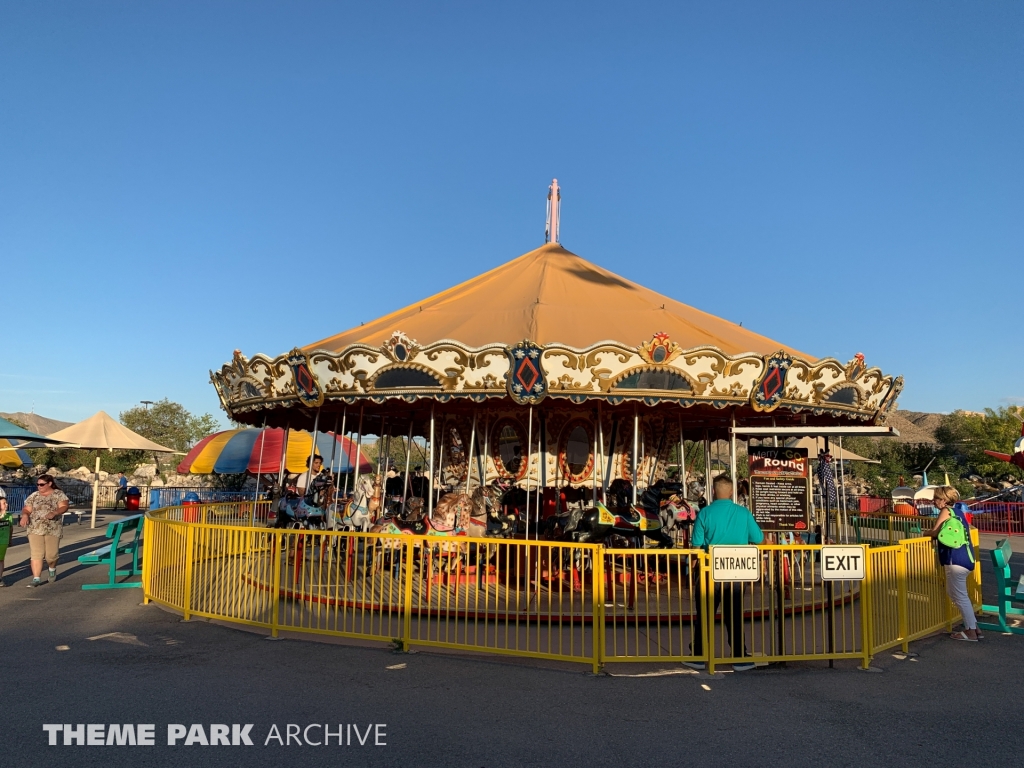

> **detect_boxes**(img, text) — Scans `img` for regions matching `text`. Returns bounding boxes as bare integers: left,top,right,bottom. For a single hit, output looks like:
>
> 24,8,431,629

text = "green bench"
77,514,144,590
978,538,1024,635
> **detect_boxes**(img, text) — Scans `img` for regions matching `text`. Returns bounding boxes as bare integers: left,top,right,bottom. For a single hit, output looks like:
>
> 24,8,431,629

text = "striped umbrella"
0,439,34,469
176,428,373,475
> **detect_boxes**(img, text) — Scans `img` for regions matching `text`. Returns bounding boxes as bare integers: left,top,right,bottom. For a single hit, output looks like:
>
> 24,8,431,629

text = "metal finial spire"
545,178,561,244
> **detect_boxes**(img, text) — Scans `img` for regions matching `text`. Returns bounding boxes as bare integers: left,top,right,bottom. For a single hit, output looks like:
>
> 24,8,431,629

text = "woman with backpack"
928,486,980,641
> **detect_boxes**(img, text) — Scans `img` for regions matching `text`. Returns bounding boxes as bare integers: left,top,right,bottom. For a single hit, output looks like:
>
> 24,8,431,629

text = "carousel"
210,181,903,545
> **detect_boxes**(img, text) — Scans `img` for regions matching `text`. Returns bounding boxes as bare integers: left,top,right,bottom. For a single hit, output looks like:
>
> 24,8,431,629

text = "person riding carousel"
275,455,331,528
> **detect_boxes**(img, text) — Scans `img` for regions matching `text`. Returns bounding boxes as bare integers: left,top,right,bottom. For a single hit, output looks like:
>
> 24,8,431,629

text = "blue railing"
2,485,35,513
148,487,265,510
2,484,95,511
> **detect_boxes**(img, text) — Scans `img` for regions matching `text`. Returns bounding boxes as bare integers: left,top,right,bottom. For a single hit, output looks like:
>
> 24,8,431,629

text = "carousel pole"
678,414,685,493
465,411,477,497
539,412,547,491
306,407,322,486
525,405,534,539
436,418,446,495
401,418,414,512
596,402,604,503
277,422,291,493
537,412,545,527
838,436,848,544
335,407,348,525
632,405,639,505
250,415,268,525
730,411,738,503
351,406,365,500
592,410,599,505
325,412,339,525
603,416,617,496
327,414,339,477
704,430,712,506
427,405,436,519
481,417,489,488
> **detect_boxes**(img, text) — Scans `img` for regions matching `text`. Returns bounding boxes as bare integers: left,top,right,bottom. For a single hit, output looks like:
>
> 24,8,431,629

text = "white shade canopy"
47,411,175,453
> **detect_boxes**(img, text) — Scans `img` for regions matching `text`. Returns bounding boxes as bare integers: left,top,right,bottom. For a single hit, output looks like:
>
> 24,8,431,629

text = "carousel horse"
560,501,673,548
369,481,513,538
337,474,376,532
275,491,328,529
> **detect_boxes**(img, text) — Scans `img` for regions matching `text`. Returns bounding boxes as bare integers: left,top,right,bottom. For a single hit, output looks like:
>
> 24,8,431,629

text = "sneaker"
26,578,42,588
683,661,706,671
0,579,7,587
47,569,56,583
732,661,756,672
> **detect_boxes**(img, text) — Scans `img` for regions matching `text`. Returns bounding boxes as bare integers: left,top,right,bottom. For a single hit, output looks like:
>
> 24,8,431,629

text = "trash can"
182,492,201,523
125,486,142,511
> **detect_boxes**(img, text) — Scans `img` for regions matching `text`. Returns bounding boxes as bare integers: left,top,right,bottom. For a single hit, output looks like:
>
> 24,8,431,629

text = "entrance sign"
820,546,866,581
711,546,760,582
748,447,811,532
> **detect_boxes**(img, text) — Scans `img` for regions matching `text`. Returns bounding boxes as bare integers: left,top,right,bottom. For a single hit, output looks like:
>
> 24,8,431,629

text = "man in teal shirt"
688,475,764,671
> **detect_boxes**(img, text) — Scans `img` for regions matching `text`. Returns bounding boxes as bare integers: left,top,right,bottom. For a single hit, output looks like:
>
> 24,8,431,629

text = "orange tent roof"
307,242,813,359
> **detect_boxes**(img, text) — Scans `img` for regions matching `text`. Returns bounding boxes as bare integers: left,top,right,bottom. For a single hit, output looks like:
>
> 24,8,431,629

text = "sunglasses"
36,481,49,486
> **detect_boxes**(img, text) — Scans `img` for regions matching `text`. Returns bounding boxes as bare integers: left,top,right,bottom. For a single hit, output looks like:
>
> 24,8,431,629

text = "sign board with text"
820,546,866,581
748,447,810,532
711,546,761,582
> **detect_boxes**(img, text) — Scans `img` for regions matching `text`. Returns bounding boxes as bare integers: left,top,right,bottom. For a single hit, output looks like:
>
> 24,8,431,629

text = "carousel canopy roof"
306,243,811,359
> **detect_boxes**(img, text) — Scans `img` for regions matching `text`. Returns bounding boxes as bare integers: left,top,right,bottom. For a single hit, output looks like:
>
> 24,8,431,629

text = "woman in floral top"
20,474,69,587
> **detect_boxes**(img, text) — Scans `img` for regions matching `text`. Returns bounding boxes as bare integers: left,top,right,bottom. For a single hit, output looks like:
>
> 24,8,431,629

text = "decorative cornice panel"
211,332,900,423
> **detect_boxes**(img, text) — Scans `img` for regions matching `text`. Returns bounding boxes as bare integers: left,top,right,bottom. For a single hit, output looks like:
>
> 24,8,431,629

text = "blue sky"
1,1,1021,425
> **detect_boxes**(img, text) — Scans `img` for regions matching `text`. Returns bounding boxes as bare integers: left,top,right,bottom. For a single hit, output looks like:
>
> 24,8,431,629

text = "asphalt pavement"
2,515,1023,767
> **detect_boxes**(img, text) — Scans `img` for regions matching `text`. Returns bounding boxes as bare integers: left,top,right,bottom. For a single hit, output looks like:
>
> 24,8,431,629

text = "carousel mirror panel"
490,418,528,481
558,420,594,485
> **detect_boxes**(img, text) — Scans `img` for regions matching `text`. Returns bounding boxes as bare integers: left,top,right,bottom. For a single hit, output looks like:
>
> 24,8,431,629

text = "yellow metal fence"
143,504,982,672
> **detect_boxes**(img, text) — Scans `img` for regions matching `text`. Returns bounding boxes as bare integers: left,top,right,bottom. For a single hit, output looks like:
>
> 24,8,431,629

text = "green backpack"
937,506,974,564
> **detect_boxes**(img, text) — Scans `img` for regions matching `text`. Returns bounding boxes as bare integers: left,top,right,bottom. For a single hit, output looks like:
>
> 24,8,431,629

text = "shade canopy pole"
90,452,100,529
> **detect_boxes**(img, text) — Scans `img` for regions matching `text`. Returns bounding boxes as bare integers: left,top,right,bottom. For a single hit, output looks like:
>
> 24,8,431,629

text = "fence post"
898,542,909,653
270,532,283,638
860,548,872,669
142,517,153,605
592,544,604,675
704,551,715,674
182,524,195,621
402,537,414,652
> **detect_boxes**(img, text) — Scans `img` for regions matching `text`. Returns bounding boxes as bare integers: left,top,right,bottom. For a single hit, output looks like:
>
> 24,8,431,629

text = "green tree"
936,407,1023,482
119,399,220,453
